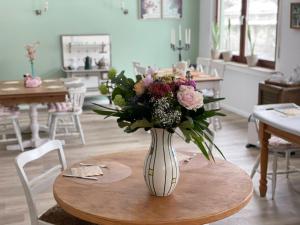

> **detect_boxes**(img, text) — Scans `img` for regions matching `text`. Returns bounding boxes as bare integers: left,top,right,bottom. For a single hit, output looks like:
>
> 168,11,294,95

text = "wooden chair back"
15,140,66,225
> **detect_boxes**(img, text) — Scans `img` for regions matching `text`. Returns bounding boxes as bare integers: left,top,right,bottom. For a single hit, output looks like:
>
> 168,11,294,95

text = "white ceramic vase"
246,55,258,67
211,49,220,60
144,128,179,197
222,50,232,62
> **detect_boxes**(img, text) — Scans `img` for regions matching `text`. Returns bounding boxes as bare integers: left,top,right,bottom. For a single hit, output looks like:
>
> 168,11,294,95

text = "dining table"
158,68,223,98
0,79,67,150
53,150,253,225
254,103,300,197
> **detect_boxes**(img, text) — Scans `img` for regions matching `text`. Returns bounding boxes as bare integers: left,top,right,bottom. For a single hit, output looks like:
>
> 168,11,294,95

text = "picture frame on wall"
291,3,300,29
162,0,183,19
140,0,162,19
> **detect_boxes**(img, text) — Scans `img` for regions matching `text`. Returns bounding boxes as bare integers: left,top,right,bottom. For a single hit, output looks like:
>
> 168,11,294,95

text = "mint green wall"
0,0,199,80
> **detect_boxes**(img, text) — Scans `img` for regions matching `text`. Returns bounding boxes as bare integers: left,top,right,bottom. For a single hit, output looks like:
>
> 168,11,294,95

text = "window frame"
216,0,279,69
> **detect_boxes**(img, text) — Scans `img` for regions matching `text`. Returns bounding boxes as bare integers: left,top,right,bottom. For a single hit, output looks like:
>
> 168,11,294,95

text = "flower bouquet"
94,69,224,196
24,42,42,88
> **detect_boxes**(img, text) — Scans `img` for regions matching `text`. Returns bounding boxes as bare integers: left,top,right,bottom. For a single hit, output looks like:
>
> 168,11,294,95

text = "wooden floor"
0,109,299,225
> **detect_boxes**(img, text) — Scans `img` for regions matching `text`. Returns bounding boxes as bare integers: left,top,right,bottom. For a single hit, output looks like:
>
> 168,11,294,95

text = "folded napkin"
71,166,103,177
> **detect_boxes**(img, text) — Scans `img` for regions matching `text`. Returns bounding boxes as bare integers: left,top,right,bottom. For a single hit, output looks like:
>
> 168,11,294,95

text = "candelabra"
171,40,190,62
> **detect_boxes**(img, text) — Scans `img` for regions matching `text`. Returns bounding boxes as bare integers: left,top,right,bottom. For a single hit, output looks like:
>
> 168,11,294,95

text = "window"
217,0,278,69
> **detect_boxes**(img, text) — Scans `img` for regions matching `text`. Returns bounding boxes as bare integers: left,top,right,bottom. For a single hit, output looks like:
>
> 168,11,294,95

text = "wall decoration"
291,3,300,29
140,0,161,19
162,0,182,19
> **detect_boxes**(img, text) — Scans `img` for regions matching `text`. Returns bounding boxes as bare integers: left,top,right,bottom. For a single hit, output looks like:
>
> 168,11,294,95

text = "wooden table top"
53,151,253,225
0,79,67,105
158,69,223,82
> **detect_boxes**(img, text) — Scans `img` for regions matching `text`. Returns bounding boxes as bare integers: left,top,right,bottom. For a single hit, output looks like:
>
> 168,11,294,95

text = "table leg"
259,122,271,197
6,104,48,150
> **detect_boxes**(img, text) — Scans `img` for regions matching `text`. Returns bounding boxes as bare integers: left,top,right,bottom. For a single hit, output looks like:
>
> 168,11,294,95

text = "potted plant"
246,26,258,67
211,23,221,60
222,18,232,62
94,69,225,197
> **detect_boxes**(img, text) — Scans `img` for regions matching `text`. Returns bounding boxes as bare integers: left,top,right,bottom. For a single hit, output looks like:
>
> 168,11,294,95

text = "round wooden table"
53,151,253,225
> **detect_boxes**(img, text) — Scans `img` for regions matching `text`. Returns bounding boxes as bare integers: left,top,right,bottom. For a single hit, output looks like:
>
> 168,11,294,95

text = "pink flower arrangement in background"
25,42,40,77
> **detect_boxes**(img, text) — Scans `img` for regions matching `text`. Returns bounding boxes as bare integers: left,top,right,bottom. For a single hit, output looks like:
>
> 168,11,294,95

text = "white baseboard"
222,104,250,118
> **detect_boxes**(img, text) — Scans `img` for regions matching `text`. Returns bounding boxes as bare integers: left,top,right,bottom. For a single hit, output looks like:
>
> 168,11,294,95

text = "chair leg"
12,118,24,152
286,150,291,178
251,154,260,179
49,116,58,140
272,152,278,200
74,115,85,145
47,114,52,128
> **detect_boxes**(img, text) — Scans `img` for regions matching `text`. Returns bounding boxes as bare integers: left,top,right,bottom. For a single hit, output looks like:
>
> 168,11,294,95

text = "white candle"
179,25,182,41
188,29,191,44
185,29,188,44
173,30,176,45
170,30,173,44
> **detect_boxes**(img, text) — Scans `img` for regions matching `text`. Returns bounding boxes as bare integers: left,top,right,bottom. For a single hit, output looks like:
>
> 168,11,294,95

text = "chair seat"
40,205,97,225
0,106,19,118
269,136,300,150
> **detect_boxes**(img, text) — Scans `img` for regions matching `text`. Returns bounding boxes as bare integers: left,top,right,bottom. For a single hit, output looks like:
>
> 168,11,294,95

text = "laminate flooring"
0,109,299,225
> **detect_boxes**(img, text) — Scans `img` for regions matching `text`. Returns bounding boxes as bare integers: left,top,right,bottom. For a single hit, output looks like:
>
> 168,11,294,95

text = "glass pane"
219,0,242,54
246,0,278,61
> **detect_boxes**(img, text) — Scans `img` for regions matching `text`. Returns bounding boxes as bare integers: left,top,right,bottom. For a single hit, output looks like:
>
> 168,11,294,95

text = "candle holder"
171,40,190,62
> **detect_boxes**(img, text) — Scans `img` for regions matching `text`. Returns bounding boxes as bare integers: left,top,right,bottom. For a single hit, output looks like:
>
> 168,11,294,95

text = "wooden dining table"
159,69,223,98
254,103,300,197
53,150,253,225
0,79,67,149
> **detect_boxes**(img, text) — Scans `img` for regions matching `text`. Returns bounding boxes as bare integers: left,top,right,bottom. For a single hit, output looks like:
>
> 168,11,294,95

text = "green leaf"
130,119,152,129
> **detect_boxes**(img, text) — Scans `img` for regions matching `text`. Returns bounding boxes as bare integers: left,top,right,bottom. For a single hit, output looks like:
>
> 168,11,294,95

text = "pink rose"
177,85,204,110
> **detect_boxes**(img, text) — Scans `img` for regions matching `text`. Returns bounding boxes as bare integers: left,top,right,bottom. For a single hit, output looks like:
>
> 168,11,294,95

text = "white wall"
199,0,300,117
277,0,300,76
199,0,214,57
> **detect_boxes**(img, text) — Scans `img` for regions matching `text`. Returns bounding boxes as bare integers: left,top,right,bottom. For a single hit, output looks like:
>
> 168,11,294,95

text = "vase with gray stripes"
144,128,179,197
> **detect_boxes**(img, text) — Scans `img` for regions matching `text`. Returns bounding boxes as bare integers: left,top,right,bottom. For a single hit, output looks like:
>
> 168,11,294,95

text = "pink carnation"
177,85,204,110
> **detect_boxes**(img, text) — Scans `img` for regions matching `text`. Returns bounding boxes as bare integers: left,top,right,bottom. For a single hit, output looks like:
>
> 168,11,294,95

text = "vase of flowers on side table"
24,42,42,88
94,69,225,197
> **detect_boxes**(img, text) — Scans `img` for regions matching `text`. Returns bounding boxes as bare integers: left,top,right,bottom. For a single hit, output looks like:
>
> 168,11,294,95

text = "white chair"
196,57,211,74
0,106,23,151
135,65,147,76
250,115,300,199
49,83,86,145
132,61,141,75
15,140,95,225
176,61,188,76
210,60,225,78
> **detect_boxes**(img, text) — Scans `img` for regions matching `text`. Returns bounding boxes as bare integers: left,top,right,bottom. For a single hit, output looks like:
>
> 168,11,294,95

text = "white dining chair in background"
0,106,24,151
132,61,141,75
176,61,188,76
49,83,86,145
15,140,96,225
196,57,211,74
249,116,300,199
135,65,147,76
